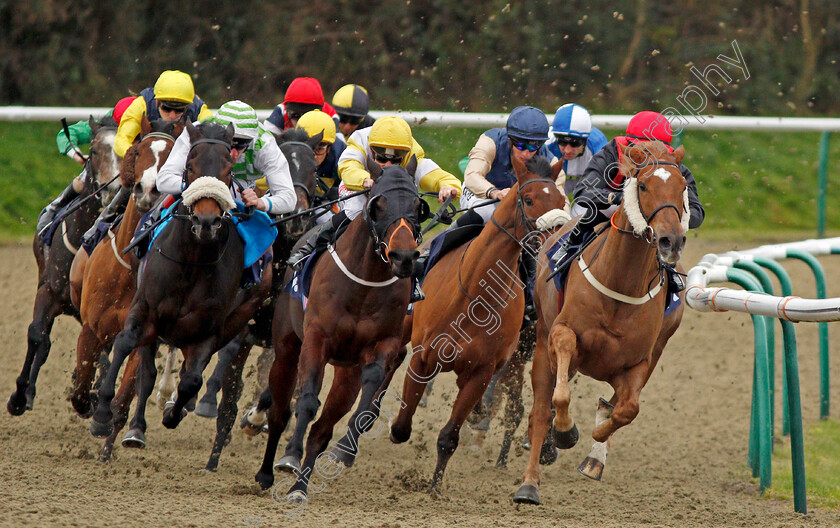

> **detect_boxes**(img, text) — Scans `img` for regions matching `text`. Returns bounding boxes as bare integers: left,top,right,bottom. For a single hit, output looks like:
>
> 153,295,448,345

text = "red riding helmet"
625,111,673,144
284,77,325,106
113,96,136,124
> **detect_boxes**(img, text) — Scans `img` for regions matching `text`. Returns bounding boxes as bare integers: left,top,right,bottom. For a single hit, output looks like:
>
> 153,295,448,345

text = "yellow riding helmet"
296,110,336,144
153,70,195,105
368,116,412,152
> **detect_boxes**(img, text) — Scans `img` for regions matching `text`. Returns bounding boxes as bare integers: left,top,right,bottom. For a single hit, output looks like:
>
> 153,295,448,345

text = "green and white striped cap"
209,100,260,140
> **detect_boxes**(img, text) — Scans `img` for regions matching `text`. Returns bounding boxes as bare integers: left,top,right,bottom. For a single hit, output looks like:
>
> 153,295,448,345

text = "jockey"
455,105,564,323
156,100,296,214
35,96,136,234
287,116,461,300
78,71,212,241
114,70,211,158
295,110,347,223
331,84,375,142
264,77,337,135
549,110,706,277
545,103,608,202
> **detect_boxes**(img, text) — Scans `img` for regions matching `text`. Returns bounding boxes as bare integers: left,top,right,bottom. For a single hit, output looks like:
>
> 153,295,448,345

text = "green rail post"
785,249,830,419
753,257,796,436
734,261,777,436
779,318,808,514
725,269,772,491
817,131,830,238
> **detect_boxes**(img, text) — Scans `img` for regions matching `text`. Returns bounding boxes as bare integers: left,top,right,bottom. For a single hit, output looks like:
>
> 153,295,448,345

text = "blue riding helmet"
551,103,592,138
506,106,549,142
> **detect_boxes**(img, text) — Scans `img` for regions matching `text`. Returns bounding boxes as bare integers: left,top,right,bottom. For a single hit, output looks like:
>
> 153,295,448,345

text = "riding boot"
80,186,130,253
409,252,429,303
547,209,603,279
288,211,347,272
36,182,80,234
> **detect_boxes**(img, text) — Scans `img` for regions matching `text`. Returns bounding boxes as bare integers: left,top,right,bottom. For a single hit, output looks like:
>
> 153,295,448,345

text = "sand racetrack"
1,236,839,528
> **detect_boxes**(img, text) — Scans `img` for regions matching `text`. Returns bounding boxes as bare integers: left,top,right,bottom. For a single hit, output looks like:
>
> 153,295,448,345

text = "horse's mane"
276,128,309,145
525,155,552,180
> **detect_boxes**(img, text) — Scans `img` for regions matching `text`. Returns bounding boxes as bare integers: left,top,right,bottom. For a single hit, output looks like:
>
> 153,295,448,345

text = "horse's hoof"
239,413,264,437
553,423,579,450
520,438,531,451
161,404,188,429
578,456,605,481
389,423,410,444
121,428,147,449
274,455,301,473
287,490,307,503
6,395,26,416
255,471,274,491
512,484,541,505
90,419,114,438
194,401,218,419
329,446,356,468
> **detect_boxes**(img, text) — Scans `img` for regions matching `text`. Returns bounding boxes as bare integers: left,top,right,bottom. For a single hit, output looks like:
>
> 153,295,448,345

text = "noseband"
617,160,686,245
490,177,557,245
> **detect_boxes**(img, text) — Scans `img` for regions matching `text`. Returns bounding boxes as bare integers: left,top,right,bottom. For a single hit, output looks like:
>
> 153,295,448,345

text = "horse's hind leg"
7,287,62,415
429,366,495,495
577,397,614,480
496,340,530,468
122,346,157,449
100,351,139,462
513,325,555,505
154,346,178,410
205,336,252,472
71,323,105,418
162,343,215,429
196,333,245,419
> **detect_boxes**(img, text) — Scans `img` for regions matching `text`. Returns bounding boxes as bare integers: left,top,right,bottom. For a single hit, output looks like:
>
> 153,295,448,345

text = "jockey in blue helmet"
546,103,608,202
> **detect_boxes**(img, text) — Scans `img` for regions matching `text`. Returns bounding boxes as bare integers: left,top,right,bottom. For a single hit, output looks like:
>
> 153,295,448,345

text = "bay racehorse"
389,155,566,494
7,117,121,415
513,141,689,505
88,122,271,440
69,116,183,460
254,166,428,501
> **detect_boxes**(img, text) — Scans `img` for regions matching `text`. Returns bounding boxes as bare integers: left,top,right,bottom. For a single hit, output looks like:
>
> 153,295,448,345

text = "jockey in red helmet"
263,77,338,134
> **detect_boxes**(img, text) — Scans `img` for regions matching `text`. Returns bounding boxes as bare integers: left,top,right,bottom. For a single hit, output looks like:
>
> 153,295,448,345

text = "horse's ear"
511,149,527,181
224,123,235,145
307,131,324,150
672,145,686,165
89,116,100,135
187,121,201,143
404,154,418,175
140,112,152,137
550,159,563,180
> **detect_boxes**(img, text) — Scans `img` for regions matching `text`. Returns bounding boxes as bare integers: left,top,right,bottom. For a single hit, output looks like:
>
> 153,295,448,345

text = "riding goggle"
159,103,187,114
313,142,332,154
554,134,587,148
510,139,542,152
338,114,363,125
231,138,252,151
371,146,408,165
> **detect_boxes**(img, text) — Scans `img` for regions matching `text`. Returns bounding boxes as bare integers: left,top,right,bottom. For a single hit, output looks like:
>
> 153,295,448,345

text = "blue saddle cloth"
141,200,277,268
284,247,328,312
39,203,74,247
546,236,682,317
420,224,484,285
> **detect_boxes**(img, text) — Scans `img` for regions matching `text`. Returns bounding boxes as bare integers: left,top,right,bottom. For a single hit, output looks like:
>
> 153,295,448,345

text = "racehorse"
389,155,566,494
88,122,271,440
192,128,320,472
68,116,183,460
513,140,689,505
7,117,121,415
254,166,428,500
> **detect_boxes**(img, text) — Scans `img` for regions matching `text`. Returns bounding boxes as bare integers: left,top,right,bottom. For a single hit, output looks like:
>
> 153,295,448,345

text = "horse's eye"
639,183,647,192
524,197,534,206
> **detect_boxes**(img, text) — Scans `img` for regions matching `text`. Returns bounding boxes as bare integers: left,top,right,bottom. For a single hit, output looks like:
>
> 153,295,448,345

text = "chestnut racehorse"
7,118,120,415
513,141,689,505
389,155,566,494
69,115,183,460
254,166,427,501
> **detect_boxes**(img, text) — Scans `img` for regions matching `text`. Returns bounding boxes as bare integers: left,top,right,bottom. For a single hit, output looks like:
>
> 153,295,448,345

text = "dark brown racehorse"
254,166,427,501
7,118,120,415
513,141,688,505
69,116,183,460
88,122,271,440
389,155,565,494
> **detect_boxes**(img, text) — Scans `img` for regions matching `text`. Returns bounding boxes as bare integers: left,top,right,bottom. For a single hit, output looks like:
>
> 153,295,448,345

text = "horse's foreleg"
255,331,302,490
549,323,579,444
429,366,495,495
70,323,105,418
162,343,214,429
90,307,151,438
155,346,179,410
196,333,243,419
204,336,252,472
391,347,439,444
514,328,555,505
122,346,157,449
100,351,139,462
7,286,63,415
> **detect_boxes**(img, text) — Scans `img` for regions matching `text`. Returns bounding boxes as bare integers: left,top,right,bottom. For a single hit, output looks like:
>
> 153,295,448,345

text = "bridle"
489,177,556,247
612,160,686,246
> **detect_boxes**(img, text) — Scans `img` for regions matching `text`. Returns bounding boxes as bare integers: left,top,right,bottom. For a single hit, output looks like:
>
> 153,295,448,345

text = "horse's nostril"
413,250,420,260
